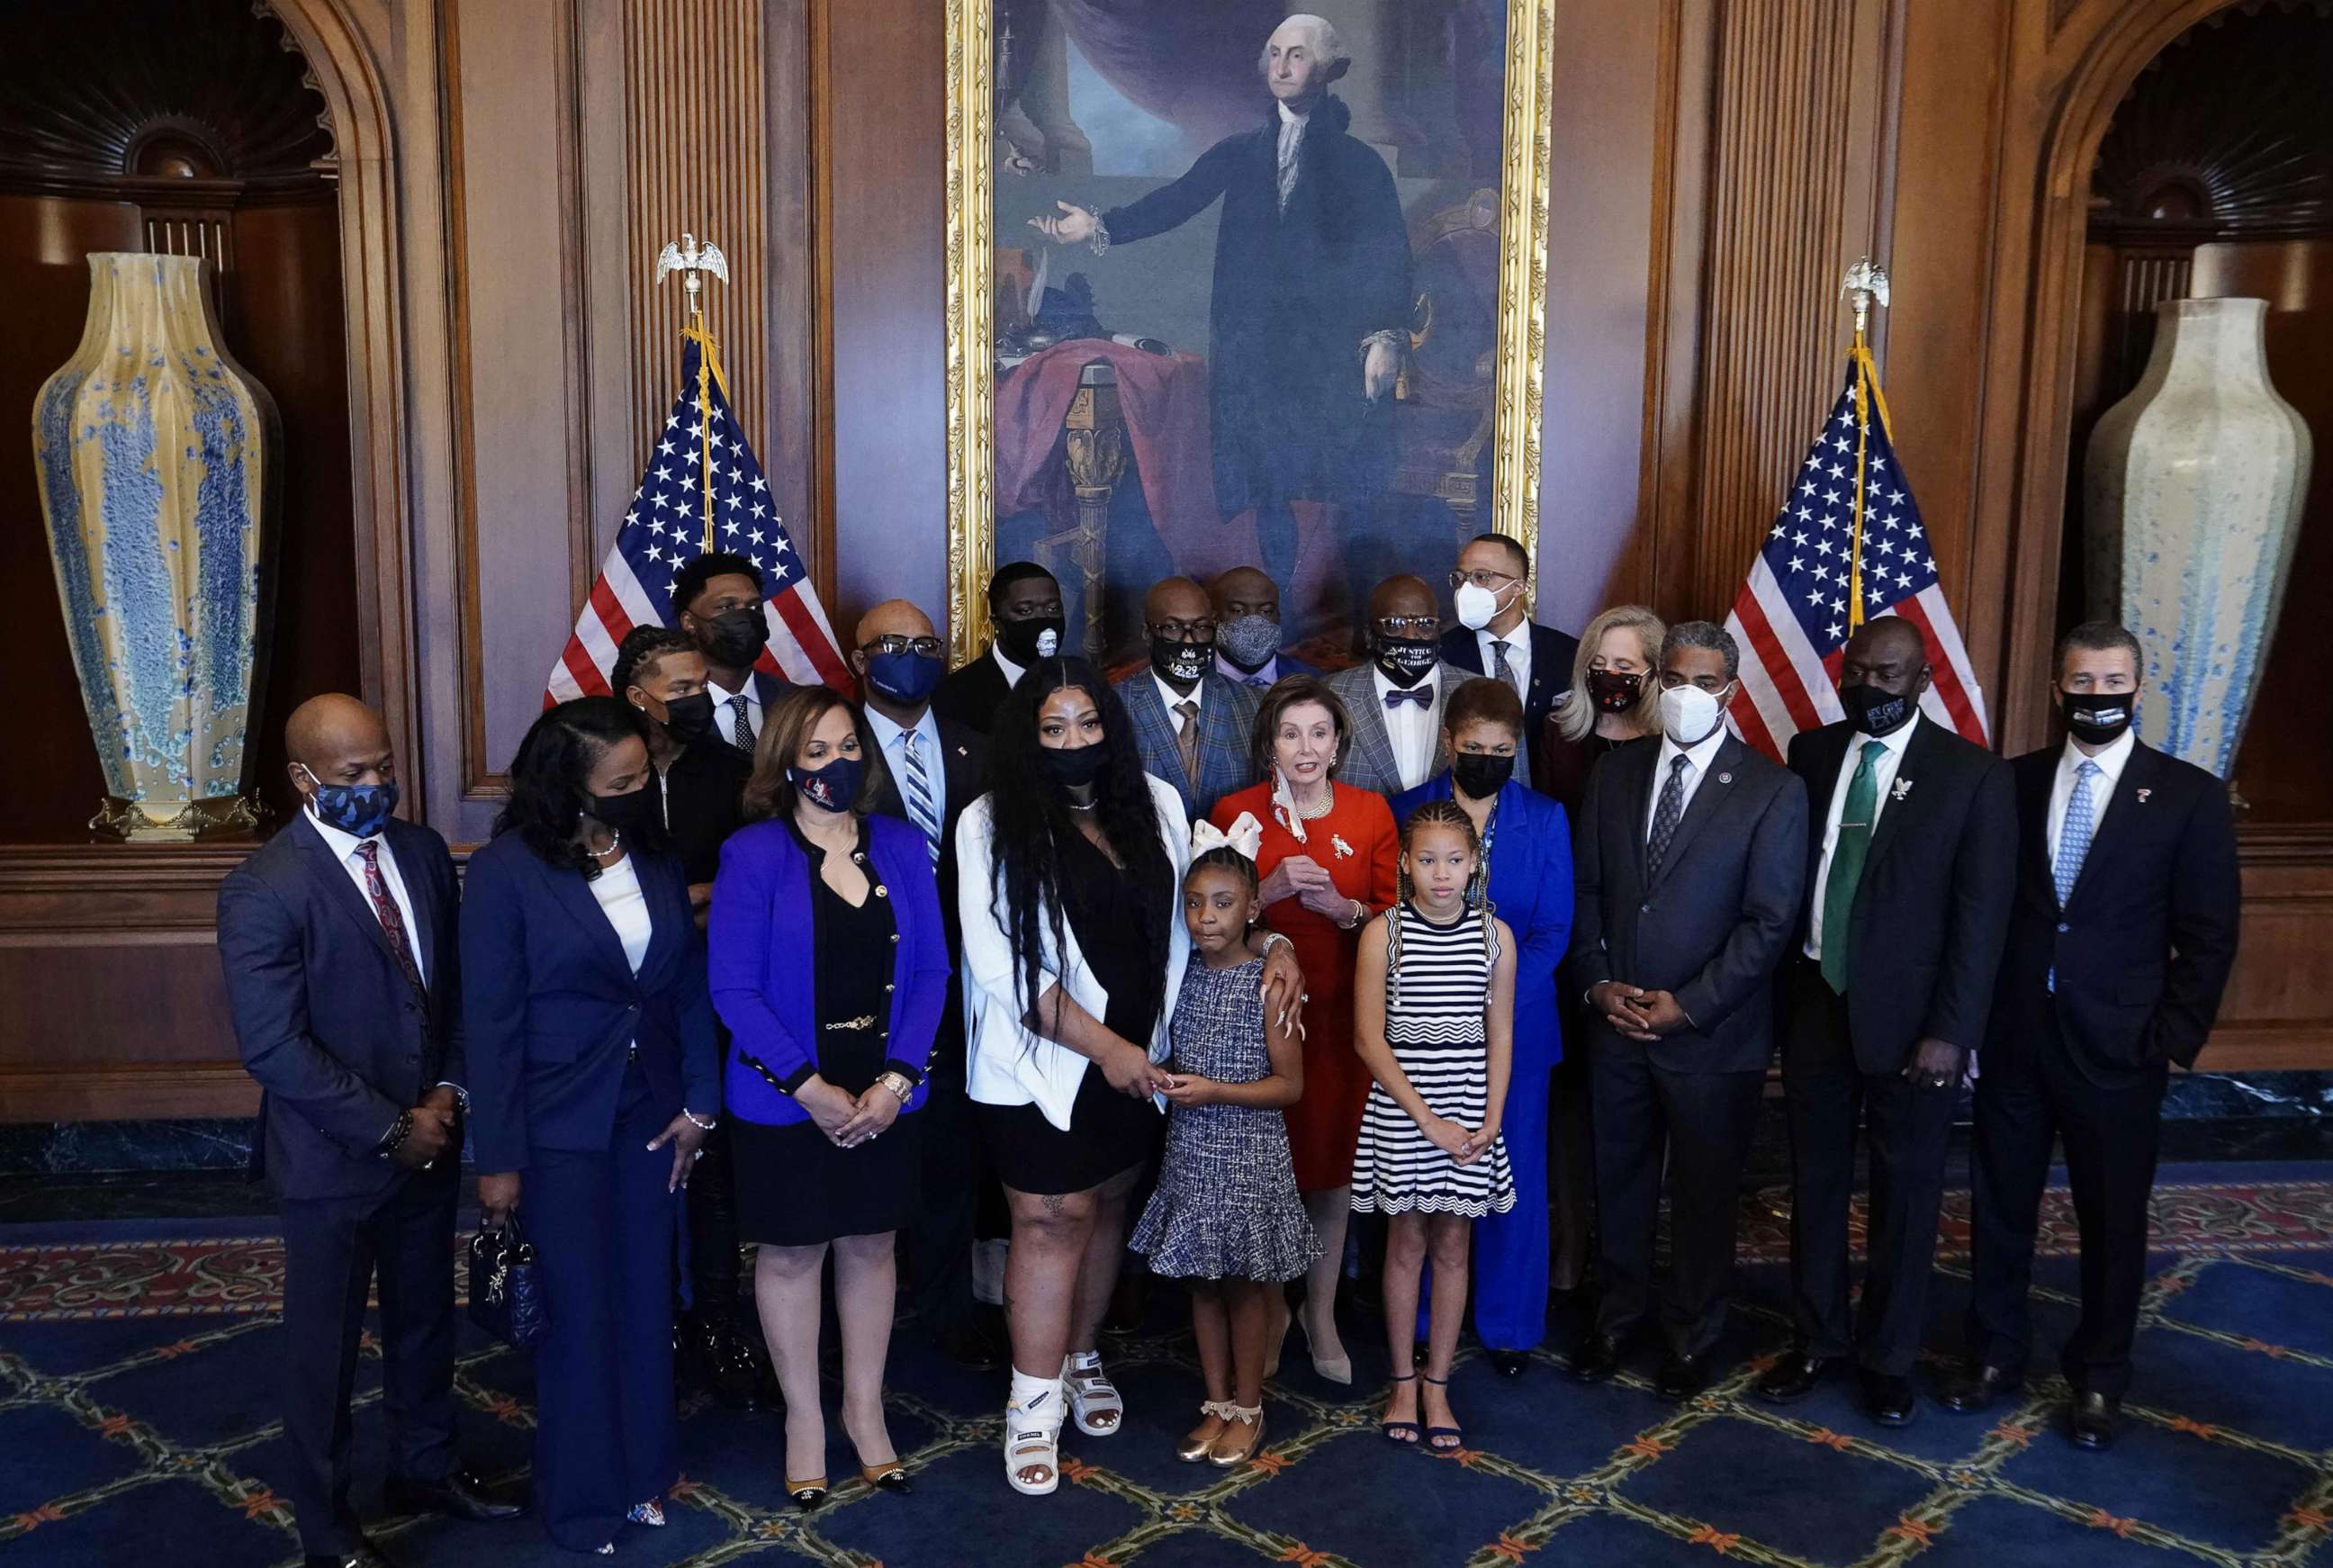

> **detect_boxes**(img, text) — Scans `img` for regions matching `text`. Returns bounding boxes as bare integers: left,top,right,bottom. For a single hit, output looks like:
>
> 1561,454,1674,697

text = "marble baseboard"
0,1118,257,1176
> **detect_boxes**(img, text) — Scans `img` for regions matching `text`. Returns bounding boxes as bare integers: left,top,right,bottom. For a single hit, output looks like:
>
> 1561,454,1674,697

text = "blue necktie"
1383,687,1431,709
2054,759,2101,908
899,730,942,863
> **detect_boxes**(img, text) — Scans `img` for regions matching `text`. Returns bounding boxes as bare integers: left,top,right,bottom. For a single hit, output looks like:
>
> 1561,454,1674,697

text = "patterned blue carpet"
5,1165,2333,1565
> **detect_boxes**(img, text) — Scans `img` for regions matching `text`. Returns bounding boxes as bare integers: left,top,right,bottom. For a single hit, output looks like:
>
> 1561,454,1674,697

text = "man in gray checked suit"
1112,576,1262,822
1325,573,1456,798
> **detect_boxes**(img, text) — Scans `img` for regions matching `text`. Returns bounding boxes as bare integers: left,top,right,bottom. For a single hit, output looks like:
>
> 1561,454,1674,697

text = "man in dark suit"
1325,573,1456,797
217,695,518,1568
673,551,793,761
612,626,761,1408
1113,575,1261,822
1568,622,1807,1400
1755,617,2016,1426
1440,532,1580,782
931,562,1065,735
1939,621,2239,1447
852,597,999,1370
1211,564,1318,689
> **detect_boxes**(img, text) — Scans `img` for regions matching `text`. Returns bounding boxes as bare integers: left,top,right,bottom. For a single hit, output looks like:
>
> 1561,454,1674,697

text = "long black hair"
984,657,1174,1020
495,696,668,879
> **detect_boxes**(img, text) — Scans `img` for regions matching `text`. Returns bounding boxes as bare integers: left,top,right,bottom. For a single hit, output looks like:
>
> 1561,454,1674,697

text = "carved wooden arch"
244,0,423,802
1992,0,2265,749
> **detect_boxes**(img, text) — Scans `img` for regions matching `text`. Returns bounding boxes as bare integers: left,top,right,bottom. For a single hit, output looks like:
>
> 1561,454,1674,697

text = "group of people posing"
221,533,2241,1565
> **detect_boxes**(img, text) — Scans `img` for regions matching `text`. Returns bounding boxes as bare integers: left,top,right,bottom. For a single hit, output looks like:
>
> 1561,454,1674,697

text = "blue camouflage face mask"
299,765,399,838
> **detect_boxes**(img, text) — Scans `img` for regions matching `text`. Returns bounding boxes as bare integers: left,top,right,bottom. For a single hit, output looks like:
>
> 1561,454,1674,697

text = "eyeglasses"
1149,618,1217,642
1448,568,1521,591
863,635,942,657
1375,615,1441,638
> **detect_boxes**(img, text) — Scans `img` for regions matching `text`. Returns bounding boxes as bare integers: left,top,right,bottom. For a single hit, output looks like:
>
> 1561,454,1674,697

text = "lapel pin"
1891,777,1914,801
1717,771,1733,785
2136,788,2150,804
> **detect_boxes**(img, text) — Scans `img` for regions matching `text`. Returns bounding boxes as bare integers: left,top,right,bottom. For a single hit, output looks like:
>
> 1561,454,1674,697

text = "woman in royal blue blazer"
464,697,720,1556
709,685,950,1513
1392,677,1574,1374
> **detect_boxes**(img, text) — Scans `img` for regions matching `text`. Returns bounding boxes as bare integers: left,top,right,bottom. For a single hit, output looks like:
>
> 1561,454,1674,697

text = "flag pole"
1840,257,1890,635
654,233,733,554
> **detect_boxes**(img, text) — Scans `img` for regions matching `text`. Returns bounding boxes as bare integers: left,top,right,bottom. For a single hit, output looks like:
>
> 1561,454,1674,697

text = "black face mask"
1842,680,1917,737
585,785,661,837
2061,689,2134,747
789,755,866,812
658,690,716,745
995,615,1065,666
1374,635,1439,689
1451,752,1515,799
698,608,770,669
1039,741,1108,791
1586,670,1642,713
1150,635,1212,687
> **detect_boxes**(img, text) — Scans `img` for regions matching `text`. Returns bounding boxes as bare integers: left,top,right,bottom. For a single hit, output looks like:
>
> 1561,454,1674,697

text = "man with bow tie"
1324,574,1456,798
1939,622,2238,1448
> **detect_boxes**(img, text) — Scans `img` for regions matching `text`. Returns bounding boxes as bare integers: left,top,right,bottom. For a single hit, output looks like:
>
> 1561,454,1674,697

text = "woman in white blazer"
956,657,1300,1497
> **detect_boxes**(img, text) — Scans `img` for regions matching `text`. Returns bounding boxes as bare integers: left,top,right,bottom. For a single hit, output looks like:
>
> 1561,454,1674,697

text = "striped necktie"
899,729,942,862
2054,759,2101,907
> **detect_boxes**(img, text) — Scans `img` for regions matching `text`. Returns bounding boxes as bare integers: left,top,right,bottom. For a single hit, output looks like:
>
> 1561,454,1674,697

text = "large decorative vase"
2084,296,2311,779
31,253,280,839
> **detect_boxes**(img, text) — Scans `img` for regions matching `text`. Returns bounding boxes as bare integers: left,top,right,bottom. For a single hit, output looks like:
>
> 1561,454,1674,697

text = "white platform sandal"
1063,1349,1124,1437
1004,1389,1065,1496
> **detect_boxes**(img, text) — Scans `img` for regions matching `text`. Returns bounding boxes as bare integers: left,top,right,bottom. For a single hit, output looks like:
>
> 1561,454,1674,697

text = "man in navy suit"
217,695,518,1568
1567,623,1807,1401
1113,575,1261,822
1439,532,1581,783
673,551,792,761
1210,564,1317,689
1940,622,2239,1447
1756,617,2016,1427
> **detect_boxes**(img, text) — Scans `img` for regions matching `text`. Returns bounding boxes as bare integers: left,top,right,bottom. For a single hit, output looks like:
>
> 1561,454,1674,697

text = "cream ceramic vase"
2084,296,2310,779
31,253,280,838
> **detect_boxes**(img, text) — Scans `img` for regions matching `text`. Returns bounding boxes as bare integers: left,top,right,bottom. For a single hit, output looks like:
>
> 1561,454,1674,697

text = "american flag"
1724,347,1988,760
545,332,850,705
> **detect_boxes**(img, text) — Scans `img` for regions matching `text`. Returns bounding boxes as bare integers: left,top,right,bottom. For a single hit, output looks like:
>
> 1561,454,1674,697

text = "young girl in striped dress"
1352,798,1518,1453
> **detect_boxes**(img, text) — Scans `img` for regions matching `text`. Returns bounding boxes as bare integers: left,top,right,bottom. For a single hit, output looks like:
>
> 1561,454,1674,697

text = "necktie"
1818,740,1888,995
1383,687,1431,709
1244,672,1272,690
2054,759,2101,907
1491,638,1521,699
356,843,427,1003
900,730,943,863
729,694,755,760
1644,753,1690,879
1173,699,1203,788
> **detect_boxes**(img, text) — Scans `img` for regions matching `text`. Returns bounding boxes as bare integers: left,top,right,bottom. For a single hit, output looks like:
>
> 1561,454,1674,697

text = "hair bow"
1192,811,1265,861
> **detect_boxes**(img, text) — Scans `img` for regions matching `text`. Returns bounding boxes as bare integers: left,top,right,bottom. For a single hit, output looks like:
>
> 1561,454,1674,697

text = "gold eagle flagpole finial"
1839,257,1889,632
656,234,732,552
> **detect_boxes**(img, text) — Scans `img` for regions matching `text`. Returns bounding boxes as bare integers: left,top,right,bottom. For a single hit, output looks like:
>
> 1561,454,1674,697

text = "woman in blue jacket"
1392,677,1574,1374
464,697,720,1556
710,685,950,1512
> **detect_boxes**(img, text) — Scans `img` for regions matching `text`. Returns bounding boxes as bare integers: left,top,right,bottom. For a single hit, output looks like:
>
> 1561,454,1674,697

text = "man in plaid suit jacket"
1113,576,1262,823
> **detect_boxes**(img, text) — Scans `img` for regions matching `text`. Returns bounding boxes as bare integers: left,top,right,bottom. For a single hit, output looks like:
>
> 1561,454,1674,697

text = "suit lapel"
2017,752,2057,910
1200,680,1244,800
1123,676,1187,790
383,821,438,977
2067,741,2158,913
1859,720,1934,882
538,849,640,984
1648,736,1741,890
1336,670,1399,789
294,816,411,979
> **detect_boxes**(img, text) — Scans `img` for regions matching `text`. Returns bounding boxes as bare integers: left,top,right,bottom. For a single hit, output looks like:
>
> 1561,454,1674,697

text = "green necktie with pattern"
1819,739,1888,995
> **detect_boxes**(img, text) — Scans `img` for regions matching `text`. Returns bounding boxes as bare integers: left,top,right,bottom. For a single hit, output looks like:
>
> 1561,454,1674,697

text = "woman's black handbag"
467,1217,550,1348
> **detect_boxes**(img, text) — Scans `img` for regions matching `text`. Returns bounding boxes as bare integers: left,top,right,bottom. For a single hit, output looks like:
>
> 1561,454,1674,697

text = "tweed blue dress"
1130,957,1319,1283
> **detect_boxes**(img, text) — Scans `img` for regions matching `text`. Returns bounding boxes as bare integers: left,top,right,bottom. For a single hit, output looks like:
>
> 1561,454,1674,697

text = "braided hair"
1386,798,1498,1007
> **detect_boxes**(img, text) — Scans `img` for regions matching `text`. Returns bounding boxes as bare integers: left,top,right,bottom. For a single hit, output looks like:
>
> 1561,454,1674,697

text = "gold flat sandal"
1209,1403,1266,1467
1179,1400,1238,1463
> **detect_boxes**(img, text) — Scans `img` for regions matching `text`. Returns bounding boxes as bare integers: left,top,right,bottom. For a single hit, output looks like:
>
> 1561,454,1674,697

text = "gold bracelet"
878,1071,914,1104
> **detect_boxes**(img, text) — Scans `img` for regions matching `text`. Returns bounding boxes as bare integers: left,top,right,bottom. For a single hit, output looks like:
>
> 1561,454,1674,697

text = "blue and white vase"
2083,296,2311,780
31,253,280,839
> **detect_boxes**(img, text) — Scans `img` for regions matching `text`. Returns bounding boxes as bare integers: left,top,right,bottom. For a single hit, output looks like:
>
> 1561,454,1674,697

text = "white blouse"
588,852,653,975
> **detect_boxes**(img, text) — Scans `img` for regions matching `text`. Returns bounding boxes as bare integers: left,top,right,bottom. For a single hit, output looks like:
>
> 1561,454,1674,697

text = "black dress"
978,825,1170,1196
732,822,924,1246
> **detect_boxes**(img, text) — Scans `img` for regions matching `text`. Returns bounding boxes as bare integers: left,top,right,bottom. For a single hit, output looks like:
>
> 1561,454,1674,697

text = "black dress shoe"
938,1320,1001,1372
1486,1349,1533,1378
1862,1370,1917,1427
1568,1332,1628,1383
1935,1361,2023,1415
2067,1388,2121,1450
304,1539,394,1568
1752,1350,1838,1404
384,1469,523,1521
1654,1352,1711,1401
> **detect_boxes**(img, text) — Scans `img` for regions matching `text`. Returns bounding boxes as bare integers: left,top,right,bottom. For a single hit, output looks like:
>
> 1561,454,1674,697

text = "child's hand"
1422,1114,1473,1161
1455,1122,1500,1166
1160,1074,1217,1107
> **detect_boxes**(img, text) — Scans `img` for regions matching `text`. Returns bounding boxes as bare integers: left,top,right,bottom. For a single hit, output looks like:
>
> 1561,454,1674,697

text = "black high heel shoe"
786,1475,828,1512
859,1458,913,1495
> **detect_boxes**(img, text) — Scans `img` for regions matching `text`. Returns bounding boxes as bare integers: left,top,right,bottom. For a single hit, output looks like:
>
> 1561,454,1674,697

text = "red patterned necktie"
356,842,428,1001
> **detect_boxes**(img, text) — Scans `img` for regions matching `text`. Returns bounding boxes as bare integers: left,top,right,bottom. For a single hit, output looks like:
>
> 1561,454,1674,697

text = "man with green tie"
1754,617,2015,1427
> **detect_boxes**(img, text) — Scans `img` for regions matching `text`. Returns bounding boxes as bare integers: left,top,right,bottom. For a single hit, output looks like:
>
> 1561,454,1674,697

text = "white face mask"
1658,683,1729,747
1453,580,1511,632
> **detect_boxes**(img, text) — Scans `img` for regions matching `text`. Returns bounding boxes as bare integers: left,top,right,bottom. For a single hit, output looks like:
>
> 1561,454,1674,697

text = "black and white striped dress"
1350,901,1517,1218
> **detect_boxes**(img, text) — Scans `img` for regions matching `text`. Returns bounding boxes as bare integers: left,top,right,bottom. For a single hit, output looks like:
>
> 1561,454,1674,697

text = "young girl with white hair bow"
1127,814,1319,1466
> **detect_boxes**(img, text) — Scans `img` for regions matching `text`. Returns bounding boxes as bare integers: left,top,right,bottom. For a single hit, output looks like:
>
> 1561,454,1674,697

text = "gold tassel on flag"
654,233,733,553
1842,258,1888,635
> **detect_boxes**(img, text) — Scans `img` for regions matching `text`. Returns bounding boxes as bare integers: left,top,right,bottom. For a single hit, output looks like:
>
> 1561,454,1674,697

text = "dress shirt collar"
707,675,757,714
1217,652,1276,688
1850,709,1922,761
865,701,938,757
1653,721,1728,783
302,801,383,861
989,641,1027,688
2058,725,2135,788
1154,672,1204,718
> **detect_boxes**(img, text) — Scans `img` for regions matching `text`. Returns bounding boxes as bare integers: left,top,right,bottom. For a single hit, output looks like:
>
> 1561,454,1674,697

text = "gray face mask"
1216,613,1283,672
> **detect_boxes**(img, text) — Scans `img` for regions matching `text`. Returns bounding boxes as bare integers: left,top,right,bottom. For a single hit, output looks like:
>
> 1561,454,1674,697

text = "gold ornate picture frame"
943,1,1555,662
